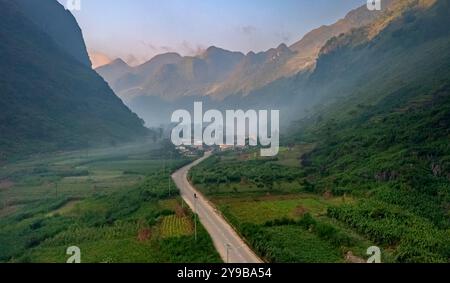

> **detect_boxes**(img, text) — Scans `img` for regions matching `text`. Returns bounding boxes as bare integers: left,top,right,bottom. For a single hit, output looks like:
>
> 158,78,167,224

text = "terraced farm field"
160,215,193,238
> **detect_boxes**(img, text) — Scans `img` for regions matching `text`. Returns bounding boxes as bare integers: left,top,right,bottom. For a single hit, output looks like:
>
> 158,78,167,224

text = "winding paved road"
172,152,263,263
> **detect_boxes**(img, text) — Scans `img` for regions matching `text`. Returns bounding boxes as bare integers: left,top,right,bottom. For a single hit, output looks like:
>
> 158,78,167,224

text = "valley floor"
189,146,450,263
0,143,221,263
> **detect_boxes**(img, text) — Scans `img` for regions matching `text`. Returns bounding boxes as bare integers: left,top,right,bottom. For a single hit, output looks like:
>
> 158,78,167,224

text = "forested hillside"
191,0,450,263
289,0,450,262
0,0,149,160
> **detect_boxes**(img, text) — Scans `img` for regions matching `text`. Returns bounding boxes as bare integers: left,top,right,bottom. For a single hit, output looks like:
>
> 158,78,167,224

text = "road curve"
172,152,263,263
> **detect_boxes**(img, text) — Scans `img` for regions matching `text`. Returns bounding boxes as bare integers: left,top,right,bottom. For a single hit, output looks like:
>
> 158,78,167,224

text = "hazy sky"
58,0,366,66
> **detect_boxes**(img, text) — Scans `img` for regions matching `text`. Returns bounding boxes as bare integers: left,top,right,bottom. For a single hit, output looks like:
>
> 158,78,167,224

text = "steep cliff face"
0,0,148,159
284,0,395,75
308,0,448,97
15,0,91,67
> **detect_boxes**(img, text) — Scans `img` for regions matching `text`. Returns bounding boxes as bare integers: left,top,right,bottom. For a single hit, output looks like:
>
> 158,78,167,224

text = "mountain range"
2,0,448,161
96,0,397,126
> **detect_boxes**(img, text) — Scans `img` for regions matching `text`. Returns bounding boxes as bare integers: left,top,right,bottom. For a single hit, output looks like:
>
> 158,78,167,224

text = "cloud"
160,46,175,52
139,41,179,54
275,31,292,43
125,54,140,66
88,51,112,69
180,40,206,56
134,40,207,61
240,25,258,36
140,40,158,52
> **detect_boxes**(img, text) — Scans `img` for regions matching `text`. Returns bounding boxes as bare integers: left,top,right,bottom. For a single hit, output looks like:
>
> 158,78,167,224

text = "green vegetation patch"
160,215,193,238
0,145,220,263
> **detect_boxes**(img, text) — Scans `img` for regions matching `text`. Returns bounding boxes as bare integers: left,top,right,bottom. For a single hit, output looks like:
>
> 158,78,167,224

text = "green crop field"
271,144,317,168
160,215,193,238
0,142,221,263
253,225,343,263
189,146,449,263
215,194,353,224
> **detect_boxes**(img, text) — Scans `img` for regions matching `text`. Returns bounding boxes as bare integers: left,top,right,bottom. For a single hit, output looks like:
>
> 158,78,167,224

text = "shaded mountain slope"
15,0,91,67
0,0,148,160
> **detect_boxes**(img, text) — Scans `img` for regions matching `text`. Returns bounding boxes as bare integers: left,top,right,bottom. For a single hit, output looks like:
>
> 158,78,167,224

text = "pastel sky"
58,0,366,67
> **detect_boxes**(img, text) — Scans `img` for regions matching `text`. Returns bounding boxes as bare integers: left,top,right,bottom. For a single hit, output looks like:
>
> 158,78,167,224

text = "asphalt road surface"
171,152,263,263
